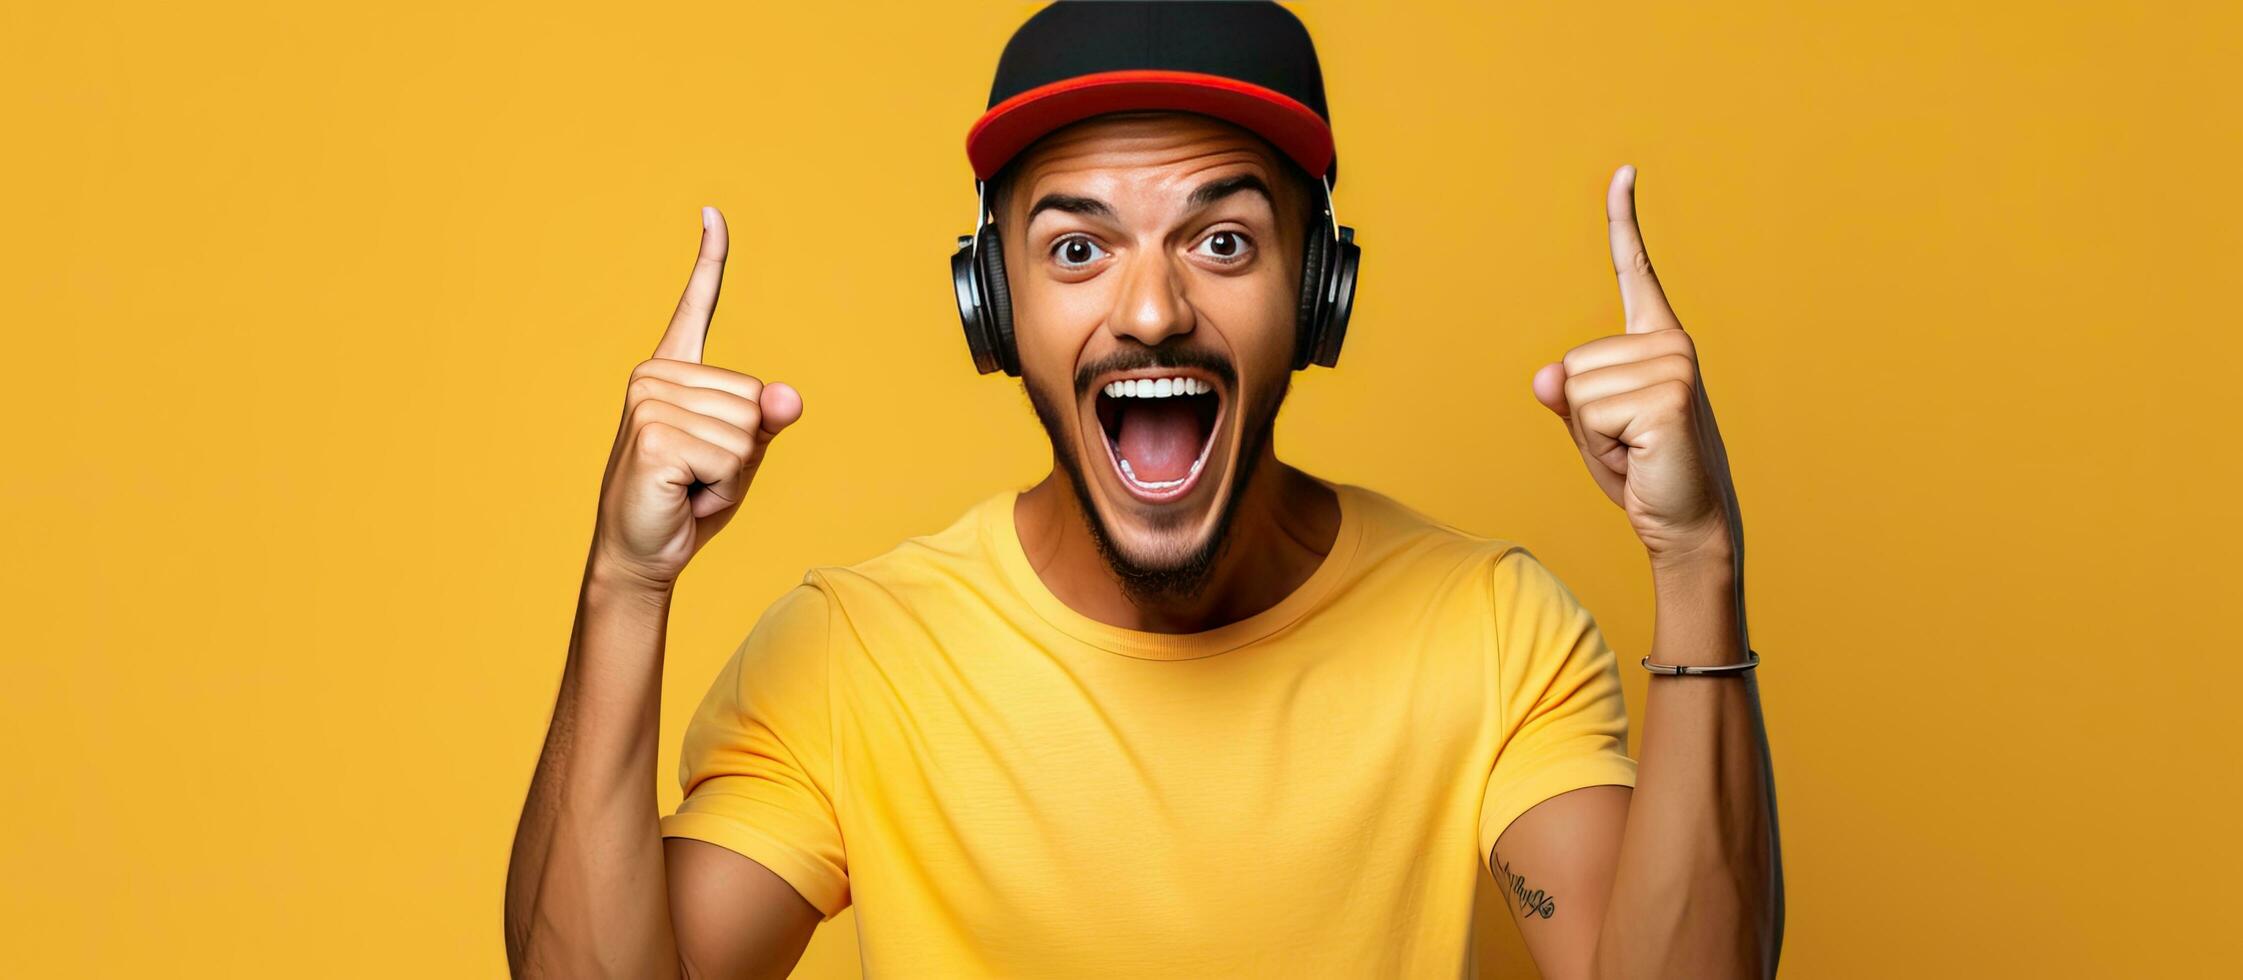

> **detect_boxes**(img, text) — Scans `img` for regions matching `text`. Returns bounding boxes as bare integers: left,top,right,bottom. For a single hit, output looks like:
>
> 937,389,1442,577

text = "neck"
1014,446,1342,634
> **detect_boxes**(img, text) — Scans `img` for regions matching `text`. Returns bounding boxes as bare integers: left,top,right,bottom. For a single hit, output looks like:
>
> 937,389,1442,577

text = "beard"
1023,349,1287,607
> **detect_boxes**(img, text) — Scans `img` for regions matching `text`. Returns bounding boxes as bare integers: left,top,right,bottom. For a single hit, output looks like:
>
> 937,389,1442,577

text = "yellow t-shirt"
660,482,1637,976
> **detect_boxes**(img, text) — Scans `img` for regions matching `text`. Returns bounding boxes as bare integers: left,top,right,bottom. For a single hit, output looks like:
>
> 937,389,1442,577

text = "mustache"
1074,345,1238,398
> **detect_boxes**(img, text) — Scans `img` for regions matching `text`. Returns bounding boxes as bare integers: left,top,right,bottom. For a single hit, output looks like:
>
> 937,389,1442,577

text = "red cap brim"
966,69,1335,184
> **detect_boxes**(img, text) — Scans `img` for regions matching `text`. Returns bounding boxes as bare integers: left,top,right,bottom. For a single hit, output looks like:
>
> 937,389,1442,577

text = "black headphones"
951,178,1360,376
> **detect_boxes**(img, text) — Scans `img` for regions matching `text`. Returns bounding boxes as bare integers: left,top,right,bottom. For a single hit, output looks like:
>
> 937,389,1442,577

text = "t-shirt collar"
982,481,1363,661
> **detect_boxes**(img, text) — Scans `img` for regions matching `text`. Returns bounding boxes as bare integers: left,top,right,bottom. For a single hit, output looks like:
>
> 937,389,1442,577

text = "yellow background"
4,1,2236,976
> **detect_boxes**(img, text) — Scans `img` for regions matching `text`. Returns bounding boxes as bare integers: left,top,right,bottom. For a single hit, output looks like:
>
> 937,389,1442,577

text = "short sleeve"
1477,547,1638,870
660,581,851,919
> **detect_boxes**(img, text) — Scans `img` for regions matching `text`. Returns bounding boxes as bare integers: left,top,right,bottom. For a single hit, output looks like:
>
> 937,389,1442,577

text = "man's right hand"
507,205,823,980
592,206,804,592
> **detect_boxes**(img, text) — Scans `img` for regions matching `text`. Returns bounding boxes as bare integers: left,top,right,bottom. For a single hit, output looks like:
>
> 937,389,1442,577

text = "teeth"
1100,376,1209,399
1117,457,1188,491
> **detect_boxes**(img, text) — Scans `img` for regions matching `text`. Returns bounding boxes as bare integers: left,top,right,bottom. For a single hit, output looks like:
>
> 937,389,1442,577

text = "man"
505,3,1781,977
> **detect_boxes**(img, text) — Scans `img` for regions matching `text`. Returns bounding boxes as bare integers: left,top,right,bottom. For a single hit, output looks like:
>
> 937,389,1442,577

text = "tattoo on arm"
1498,858,1558,919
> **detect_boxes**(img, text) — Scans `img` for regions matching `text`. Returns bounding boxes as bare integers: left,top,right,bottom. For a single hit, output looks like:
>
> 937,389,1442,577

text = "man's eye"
1194,230,1253,263
1051,236,1108,269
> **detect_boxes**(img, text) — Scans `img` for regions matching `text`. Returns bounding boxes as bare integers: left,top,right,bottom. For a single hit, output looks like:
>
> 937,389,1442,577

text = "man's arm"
666,838,823,979
503,566,824,979
1506,165,1782,977
1492,559,1780,979
502,206,822,978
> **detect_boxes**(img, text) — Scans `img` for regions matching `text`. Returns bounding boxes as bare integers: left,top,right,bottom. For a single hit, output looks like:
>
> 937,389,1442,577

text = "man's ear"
1295,167,1326,243
985,160,1020,235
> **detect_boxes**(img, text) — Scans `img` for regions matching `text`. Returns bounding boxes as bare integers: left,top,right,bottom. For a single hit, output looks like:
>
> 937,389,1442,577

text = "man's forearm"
503,557,685,978
1595,554,1782,978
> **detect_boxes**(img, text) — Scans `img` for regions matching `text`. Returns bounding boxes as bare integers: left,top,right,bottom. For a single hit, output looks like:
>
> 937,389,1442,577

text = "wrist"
1648,517,1740,585
1650,548,1736,596
1649,552,1747,667
584,549,677,610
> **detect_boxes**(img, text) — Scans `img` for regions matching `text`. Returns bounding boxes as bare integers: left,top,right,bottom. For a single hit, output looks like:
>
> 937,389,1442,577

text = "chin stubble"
1024,371,1286,607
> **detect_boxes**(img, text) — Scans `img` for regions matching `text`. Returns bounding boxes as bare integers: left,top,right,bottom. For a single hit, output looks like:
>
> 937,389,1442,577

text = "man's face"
998,113,1311,599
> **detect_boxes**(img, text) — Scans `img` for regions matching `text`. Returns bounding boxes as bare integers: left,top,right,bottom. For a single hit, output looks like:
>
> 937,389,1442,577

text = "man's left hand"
1531,166,1741,574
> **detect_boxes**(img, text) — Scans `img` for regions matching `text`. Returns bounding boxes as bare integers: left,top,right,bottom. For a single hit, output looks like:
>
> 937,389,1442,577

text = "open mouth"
1091,372,1225,503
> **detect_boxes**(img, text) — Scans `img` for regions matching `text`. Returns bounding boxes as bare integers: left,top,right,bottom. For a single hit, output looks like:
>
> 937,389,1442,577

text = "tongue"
1116,399,1202,483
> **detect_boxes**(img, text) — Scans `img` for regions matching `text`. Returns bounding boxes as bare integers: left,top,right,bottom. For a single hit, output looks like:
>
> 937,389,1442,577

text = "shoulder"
1328,482,1589,615
748,579,836,642
1333,481,1532,576
718,581,836,694
797,491,1013,618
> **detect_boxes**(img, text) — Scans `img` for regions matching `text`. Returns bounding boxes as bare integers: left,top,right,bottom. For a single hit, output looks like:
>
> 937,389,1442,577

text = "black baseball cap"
966,1,1337,187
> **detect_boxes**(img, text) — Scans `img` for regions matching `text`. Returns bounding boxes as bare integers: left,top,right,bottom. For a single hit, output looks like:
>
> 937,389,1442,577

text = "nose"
1104,246,1196,348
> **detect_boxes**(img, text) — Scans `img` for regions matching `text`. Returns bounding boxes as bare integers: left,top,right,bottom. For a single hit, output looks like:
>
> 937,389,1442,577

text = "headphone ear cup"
1293,223,1331,371
1308,227,1360,368
975,225,1020,376
952,234,1002,374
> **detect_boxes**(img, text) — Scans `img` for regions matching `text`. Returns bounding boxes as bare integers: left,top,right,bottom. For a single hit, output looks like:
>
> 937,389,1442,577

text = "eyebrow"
1026,193,1115,224
1022,174,1277,227
1186,173,1274,212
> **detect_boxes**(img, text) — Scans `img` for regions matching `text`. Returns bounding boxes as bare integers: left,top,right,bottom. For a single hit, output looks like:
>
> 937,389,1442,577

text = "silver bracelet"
1641,649,1759,676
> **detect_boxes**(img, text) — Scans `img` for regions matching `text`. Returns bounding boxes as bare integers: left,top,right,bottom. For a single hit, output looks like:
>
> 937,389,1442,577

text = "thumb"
757,381,805,438
694,383,806,524
1531,361,1572,421
728,381,806,494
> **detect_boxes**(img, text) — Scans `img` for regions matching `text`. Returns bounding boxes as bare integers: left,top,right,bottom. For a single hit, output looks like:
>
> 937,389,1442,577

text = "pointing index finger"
655,205,729,363
1606,165,1680,334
